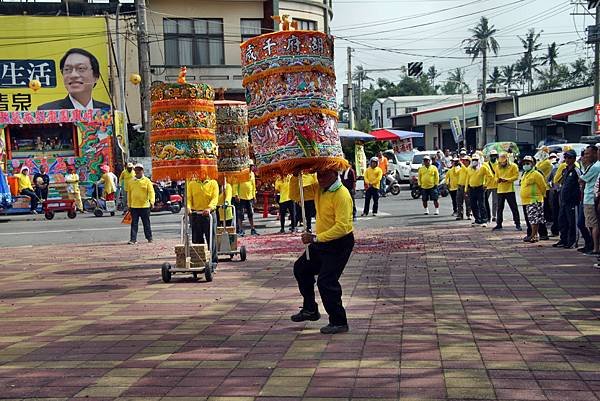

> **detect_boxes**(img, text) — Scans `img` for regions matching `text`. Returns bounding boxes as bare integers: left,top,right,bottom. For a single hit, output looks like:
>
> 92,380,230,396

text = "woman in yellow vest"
520,156,548,243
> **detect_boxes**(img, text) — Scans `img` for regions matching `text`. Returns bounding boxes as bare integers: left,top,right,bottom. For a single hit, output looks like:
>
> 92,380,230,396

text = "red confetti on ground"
240,231,420,255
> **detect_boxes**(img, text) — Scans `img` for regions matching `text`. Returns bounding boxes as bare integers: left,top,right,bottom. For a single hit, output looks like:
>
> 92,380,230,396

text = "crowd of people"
415,144,600,266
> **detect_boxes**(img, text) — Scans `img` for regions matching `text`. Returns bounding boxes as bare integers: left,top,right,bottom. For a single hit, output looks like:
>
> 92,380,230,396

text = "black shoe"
515,226,523,231
552,242,566,248
578,247,592,253
320,324,349,334
251,228,259,236
584,251,600,256
492,225,503,231
455,216,464,221
539,235,550,241
523,236,531,242
291,308,321,322
279,229,285,234
563,243,576,249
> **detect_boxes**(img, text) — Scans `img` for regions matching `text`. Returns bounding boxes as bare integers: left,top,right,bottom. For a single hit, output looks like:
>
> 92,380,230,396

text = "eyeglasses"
62,65,91,74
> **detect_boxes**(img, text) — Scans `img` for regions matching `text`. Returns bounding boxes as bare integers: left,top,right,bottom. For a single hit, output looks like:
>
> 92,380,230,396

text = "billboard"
0,16,111,111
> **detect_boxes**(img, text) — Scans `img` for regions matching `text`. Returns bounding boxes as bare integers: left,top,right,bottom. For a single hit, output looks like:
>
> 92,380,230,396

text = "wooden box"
174,244,210,268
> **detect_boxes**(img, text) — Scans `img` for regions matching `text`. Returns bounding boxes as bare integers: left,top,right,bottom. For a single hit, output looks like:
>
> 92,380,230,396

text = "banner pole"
299,174,310,261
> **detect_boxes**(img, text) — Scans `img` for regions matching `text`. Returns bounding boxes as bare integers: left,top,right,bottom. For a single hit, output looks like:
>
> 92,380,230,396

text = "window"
163,18,224,66
374,109,380,125
405,107,418,113
241,19,262,42
296,19,317,31
386,107,392,118
8,123,77,159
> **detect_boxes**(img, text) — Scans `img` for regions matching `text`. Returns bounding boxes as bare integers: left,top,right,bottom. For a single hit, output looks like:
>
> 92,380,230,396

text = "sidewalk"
1,224,600,400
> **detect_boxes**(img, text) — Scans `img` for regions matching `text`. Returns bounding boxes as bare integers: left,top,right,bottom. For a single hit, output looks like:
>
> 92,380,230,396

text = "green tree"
518,28,542,92
501,64,517,89
568,58,592,87
463,16,499,147
541,42,559,78
488,66,502,90
537,64,569,91
426,65,441,90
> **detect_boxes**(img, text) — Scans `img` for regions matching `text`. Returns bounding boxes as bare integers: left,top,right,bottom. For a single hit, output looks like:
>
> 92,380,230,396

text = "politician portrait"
37,48,111,111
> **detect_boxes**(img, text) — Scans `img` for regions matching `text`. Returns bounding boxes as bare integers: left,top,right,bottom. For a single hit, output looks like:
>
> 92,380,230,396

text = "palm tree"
569,58,590,87
426,65,441,88
501,64,517,89
488,66,502,91
518,28,542,92
463,16,500,147
441,68,471,95
541,42,559,78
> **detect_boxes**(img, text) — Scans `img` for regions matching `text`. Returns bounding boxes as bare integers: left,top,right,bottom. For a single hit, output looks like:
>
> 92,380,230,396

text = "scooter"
385,173,401,196
410,176,421,199
152,183,182,214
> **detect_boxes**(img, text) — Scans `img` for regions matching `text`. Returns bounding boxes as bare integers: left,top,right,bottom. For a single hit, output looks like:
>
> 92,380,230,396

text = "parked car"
545,143,588,156
384,149,414,183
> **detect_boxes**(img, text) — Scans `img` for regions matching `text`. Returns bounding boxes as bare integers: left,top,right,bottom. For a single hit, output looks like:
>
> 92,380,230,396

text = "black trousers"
523,205,548,237
559,202,577,246
279,200,296,230
293,232,355,326
21,189,39,211
363,186,379,215
497,192,521,228
449,190,457,213
298,200,316,231
130,207,152,242
469,186,486,224
191,212,218,264
35,187,48,201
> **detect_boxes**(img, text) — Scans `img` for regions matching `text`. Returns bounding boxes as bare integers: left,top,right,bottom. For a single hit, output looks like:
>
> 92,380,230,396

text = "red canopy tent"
369,128,400,141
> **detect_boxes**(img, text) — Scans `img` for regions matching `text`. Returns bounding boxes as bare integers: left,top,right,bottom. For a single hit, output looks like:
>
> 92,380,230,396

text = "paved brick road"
1,225,600,400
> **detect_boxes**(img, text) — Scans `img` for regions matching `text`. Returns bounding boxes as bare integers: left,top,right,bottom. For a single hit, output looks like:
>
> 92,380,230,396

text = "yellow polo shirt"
127,176,155,208
275,176,292,203
290,177,353,243
417,165,439,190
364,167,383,189
234,172,256,201
218,183,233,221
187,179,219,211
119,169,135,190
446,166,461,191
496,162,519,194
520,169,547,205
15,173,33,192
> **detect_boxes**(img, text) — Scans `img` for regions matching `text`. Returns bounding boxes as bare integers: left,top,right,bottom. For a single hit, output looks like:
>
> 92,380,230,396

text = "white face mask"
471,161,479,167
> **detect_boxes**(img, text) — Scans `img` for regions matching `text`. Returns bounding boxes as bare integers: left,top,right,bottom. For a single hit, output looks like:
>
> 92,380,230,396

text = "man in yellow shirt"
119,162,135,213
361,157,383,217
276,175,296,233
417,155,440,215
493,153,522,231
290,169,354,335
127,164,155,244
187,177,219,265
446,157,461,216
465,154,492,226
377,151,389,197
456,155,471,220
15,166,38,213
233,170,258,236
484,150,499,223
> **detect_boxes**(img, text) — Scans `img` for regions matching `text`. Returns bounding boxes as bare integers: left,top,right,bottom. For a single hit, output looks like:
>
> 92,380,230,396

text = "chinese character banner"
0,16,110,112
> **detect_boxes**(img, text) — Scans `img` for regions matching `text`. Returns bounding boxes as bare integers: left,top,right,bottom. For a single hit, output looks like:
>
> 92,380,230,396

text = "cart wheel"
44,211,55,220
240,246,247,261
94,209,103,217
204,263,213,282
390,184,401,196
110,211,115,216
67,210,77,219
161,262,172,283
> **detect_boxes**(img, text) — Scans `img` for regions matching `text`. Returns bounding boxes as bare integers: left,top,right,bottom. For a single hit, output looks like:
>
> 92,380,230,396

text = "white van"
384,149,414,183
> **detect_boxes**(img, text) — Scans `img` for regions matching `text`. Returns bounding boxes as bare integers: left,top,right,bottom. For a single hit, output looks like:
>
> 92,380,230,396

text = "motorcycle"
385,173,401,196
152,183,182,214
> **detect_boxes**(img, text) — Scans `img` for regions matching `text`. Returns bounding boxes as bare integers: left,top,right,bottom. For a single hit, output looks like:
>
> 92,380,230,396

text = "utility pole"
594,5,600,134
115,4,129,159
347,47,354,130
135,0,151,157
